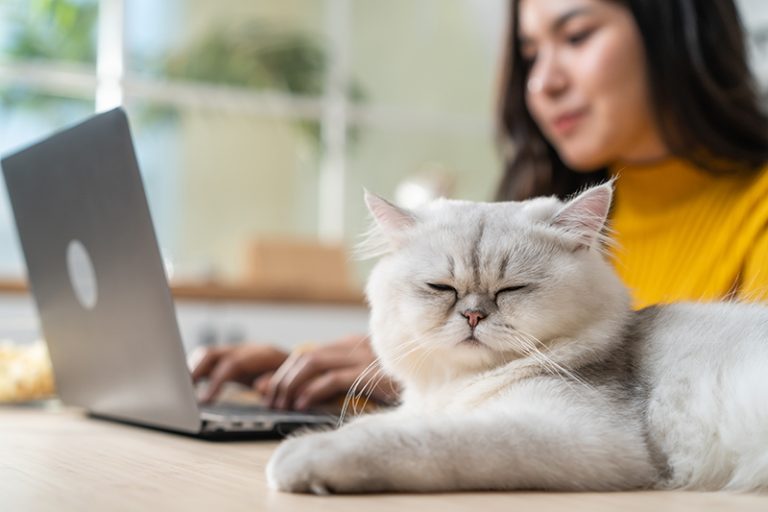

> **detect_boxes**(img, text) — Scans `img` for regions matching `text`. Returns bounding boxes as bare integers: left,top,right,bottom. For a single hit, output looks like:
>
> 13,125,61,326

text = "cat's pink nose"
462,309,486,328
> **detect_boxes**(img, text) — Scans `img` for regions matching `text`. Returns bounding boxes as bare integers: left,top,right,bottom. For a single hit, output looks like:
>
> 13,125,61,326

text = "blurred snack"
0,341,56,403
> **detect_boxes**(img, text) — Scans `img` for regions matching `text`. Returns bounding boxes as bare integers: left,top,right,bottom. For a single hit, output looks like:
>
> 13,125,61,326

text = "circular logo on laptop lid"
66,239,98,310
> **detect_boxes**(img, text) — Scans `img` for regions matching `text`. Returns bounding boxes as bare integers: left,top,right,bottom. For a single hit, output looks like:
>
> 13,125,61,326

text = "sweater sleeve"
739,225,768,303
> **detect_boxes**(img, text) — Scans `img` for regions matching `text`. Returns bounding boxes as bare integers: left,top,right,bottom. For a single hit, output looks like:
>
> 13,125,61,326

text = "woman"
192,0,768,409
499,0,768,308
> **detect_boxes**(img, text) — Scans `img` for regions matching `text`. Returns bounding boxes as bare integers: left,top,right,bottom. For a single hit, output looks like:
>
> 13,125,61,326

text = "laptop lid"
1,108,201,433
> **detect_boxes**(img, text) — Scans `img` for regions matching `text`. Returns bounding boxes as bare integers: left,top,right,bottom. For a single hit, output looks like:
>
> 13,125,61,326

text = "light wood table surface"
1,405,766,512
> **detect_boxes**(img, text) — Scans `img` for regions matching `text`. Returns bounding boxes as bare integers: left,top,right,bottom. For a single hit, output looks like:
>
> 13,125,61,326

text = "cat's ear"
364,190,416,235
551,182,613,250
359,190,417,258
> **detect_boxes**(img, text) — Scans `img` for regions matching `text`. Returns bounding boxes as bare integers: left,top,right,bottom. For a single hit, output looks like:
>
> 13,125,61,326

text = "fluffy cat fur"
266,183,768,494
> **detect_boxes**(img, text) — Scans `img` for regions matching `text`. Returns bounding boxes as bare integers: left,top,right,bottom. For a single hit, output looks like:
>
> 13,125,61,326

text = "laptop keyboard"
200,403,266,415
200,402,321,418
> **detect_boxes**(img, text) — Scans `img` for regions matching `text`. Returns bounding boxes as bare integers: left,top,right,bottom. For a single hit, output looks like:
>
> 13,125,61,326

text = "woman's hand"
190,335,400,409
256,335,400,411
190,344,289,403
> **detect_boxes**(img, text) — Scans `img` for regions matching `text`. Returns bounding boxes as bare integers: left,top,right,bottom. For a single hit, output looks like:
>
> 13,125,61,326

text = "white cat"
266,183,768,494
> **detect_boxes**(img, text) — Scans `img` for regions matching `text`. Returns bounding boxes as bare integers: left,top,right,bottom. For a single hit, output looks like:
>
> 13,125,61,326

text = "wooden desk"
1,406,767,512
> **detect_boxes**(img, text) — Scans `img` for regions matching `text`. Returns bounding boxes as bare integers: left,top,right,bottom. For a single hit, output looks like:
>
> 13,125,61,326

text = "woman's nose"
527,49,568,97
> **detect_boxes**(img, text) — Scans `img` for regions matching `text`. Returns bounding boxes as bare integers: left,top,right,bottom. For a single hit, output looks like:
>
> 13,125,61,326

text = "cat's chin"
459,336,486,348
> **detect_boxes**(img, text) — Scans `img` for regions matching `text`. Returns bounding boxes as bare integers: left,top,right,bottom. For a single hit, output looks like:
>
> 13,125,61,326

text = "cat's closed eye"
427,283,457,294
495,285,528,301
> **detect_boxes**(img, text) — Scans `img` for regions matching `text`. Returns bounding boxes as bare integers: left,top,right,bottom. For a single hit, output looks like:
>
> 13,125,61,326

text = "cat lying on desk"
266,183,768,494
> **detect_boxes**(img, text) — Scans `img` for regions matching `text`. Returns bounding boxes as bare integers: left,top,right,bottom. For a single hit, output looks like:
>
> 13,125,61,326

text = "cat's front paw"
266,430,368,495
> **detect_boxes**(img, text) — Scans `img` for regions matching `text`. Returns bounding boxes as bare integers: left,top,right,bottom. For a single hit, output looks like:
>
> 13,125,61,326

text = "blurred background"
0,0,510,292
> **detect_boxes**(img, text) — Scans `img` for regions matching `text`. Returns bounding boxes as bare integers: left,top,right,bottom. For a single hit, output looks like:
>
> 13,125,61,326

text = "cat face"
364,183,630,387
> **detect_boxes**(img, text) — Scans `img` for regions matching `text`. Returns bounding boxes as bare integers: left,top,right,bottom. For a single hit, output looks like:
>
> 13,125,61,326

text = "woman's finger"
199,356,243,402
190,347,224,382
252,372,274,396
267,350,357,409
292,367,362,411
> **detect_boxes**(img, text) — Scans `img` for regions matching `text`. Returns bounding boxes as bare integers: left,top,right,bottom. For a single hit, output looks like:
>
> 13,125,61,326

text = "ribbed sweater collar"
610,158,721,214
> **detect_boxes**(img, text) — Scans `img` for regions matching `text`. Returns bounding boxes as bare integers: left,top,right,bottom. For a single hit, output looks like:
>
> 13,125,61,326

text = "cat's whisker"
352,336,437,416
517,331,589,382
338,333,393,422
339,361,381,425
511,334,562,380
496,324,553,369
358,364,399,413
356,365,384,398
337,334,378,415
492,335,560,382
524,344,581,392
351,333,373,350
508,327,598,393
352,366,385,416
358,339,441,414
340,331,435,424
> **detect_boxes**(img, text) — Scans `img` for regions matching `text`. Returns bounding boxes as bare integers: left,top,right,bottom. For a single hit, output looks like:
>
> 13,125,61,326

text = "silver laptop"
1,108,336,438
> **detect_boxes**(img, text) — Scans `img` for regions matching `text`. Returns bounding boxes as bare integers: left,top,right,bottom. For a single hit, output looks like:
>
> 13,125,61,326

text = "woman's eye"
520,48,537,64
495,285,528,299
519,39,537,65
566,29,593,46
427,283,457,294
521,54,537,69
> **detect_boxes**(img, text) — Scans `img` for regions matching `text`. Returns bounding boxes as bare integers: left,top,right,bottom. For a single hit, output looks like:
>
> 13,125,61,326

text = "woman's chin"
557,147,613,172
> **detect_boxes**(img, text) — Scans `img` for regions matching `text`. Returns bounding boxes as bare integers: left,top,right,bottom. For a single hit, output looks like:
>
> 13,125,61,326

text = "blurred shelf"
0,278,365,306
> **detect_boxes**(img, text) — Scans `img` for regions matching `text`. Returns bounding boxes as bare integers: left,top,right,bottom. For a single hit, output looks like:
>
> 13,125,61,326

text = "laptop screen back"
1,109,201,432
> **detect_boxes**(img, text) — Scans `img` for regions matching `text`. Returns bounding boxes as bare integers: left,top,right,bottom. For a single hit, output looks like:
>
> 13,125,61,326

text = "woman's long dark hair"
496,0,768,201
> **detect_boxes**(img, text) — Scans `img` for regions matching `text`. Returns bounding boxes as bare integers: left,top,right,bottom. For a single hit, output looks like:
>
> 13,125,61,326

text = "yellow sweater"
609,159,768,308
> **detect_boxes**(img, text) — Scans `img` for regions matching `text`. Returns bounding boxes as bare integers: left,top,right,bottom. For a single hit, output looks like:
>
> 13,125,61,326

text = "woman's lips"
551,108,587,136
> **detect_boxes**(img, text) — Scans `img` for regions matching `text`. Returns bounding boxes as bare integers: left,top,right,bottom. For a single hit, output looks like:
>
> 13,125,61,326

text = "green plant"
163,22,365,146
166,24,326,95
5,0,97,63
0,0,97,111
1,2,365,146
